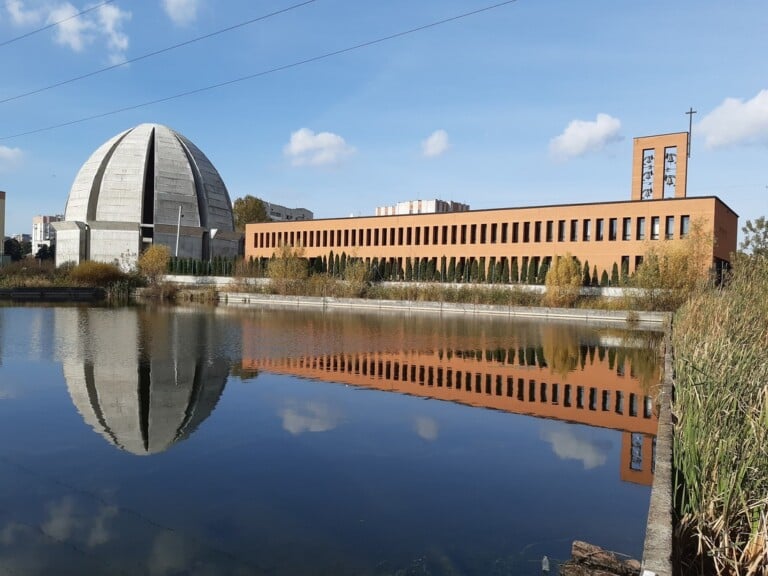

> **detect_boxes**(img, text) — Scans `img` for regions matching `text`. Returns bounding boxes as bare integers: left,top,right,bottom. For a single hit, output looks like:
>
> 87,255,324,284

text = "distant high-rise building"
263,201,313,222
32,214,63,251
375,199,469,217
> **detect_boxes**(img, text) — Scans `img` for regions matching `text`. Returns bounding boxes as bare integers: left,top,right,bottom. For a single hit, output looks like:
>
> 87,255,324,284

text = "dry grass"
673,256,768,575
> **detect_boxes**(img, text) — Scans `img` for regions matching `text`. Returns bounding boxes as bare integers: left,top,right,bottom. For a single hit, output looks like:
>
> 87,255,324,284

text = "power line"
0,0,118,48
0,0,519,141
0,0,318,105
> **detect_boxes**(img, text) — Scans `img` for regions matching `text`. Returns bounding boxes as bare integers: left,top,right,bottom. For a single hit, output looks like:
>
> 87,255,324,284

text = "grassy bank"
672,257,768,575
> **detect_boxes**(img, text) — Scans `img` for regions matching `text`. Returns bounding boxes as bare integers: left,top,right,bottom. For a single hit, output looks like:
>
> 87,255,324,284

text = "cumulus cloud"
5,0,42,25
421,129,449,158
0,145,23,171
162,0,199,26
4,1,131,62
540,426,610,470
283,128,355,167
280,401,341,435
549,113,622,160
698,89,768,148
414,416,438,441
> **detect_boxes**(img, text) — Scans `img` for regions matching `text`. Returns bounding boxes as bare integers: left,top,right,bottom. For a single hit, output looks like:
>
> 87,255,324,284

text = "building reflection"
56,308,230,455
241,311,660,485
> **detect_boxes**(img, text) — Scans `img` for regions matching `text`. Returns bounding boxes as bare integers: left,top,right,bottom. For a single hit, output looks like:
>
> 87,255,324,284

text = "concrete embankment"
0,287,105,302
217,291,668,326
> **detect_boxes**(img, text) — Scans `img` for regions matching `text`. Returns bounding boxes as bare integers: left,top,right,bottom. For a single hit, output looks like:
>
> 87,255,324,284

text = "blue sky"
0,0,766,235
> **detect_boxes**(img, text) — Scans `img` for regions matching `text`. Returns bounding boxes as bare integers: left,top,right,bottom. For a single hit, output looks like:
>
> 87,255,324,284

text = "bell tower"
631,132,689,201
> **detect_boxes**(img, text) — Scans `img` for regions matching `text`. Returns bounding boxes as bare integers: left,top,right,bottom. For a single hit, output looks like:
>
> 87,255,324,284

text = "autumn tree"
268,244,308,295
138,244,171,284
233,195,270,231
544,253,582,307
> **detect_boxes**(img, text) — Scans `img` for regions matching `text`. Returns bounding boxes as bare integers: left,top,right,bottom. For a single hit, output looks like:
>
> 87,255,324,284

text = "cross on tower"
685,107,697,158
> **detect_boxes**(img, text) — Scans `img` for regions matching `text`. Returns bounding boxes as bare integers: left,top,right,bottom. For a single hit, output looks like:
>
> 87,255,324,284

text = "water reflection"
55,308,230,455
239,310,660,485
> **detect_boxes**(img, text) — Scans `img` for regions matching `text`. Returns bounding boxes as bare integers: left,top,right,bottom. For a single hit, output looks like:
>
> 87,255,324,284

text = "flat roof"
247,195,738,226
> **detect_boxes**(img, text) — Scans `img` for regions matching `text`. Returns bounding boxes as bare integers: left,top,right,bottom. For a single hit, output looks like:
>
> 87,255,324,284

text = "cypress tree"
501,257,510,284
478,257,486,283
334,254,341,277
511,258,519,283
537,259,549,284
448,257,456,282
611,262,619,285
383,260,392,280
488,258,496,284
405,258,413,281
419,258,428,281
340,252,347,275
592,265,599,287
582,260,591,286
455,260,463,282
463,260,470,283
427,259,436,281
621,259,629,284
600,270,609,287
520,258,528,284
440,256,447,282
470,259,479,282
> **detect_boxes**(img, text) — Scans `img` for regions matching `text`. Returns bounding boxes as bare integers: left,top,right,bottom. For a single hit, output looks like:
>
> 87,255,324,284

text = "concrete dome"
55,123,239,269
58,308,230,455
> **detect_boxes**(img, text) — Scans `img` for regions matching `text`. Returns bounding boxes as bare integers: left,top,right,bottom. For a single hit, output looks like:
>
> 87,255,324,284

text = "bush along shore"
672,255,768,575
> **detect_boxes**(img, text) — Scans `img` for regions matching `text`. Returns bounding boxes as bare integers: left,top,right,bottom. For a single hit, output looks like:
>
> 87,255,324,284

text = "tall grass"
672,256,768,575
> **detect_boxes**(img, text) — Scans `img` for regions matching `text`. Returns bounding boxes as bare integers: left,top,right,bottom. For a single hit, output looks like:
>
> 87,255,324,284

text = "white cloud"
414,416,438,441
5,0,42,25
0,145,23,171
698,89,768,149
97,3,130,62
280,401,341,435
162,0,199,27
5,1,132,62
421,129,449,158
541,426,610,470
284,128,355,167
549,113,622,160
47,2,92,52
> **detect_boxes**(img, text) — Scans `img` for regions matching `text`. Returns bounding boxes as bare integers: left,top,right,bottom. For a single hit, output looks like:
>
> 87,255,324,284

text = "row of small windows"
253,215,692,250
260,353,654,419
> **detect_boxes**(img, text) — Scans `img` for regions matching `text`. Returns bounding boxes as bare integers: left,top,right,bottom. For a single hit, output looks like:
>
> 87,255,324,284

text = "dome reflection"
58,308,230,455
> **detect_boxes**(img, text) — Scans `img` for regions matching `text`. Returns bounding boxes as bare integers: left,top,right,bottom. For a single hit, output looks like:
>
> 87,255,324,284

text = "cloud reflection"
414,416,439,441
280,401,341,436
540,425,611,470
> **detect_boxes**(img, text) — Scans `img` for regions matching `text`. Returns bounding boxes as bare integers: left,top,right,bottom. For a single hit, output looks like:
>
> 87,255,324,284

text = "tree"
582,260,591,286
511,258,519,283
3,238,21,261
405,258,413,281
137,244,171,284
520,258,529,284
611,262,619,286
740,216,768,257
233,195,269,232
600,270,609,287
544,253,582,307
268,244,308,294
448,257,456,282
591,265,599,287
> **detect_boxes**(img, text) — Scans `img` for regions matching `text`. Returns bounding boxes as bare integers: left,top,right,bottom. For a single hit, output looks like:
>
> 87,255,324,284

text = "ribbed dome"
65,123,234,232
55,123,239,268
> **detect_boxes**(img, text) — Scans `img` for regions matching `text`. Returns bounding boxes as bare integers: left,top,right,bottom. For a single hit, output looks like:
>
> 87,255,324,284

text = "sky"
0,0,766,236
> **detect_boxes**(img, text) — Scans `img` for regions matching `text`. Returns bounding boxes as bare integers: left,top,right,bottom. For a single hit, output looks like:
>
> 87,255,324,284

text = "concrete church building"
55,123,240,269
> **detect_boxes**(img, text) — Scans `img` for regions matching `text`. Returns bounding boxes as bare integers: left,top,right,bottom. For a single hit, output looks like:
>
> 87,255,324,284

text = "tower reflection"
57,307,230,455
241,311,660,485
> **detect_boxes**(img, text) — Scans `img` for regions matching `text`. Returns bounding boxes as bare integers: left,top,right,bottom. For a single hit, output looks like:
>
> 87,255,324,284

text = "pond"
0,305,661,575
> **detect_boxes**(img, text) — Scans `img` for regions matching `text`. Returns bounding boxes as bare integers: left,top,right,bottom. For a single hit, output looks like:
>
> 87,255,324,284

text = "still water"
0,305,661,575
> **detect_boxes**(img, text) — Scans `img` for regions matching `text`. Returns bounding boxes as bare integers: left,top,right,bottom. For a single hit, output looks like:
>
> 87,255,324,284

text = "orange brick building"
245,133,738,281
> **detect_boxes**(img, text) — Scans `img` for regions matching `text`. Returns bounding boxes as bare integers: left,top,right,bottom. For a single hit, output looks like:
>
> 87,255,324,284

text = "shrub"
67,261,126,286
138,244,171,284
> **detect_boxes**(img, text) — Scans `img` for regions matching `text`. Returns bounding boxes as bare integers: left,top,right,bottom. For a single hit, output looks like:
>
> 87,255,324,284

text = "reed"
672,256,768,575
